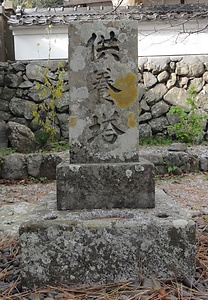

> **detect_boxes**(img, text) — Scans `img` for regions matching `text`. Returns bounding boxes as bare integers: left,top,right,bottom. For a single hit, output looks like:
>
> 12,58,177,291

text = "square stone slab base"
57,158,155,210
19,189,196,289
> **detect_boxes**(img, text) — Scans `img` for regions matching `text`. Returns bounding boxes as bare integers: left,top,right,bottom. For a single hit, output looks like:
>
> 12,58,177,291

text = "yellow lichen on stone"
127,112,136,127
108,72,138,109
69,116,77,127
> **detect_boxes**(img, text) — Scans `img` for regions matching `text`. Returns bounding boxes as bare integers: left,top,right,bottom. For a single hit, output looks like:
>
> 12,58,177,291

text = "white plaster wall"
12,18,208,60
13,26,68,60
138,19,208,56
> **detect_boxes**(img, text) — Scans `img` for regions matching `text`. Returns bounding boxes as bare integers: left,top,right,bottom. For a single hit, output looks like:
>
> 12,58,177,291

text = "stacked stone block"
1,56,208,144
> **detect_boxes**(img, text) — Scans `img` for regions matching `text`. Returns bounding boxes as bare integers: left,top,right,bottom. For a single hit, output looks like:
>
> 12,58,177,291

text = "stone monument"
19,20,196,289
57,20,155,210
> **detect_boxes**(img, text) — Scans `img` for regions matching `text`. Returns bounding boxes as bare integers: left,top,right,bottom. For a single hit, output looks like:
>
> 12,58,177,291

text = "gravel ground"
0,172,207,299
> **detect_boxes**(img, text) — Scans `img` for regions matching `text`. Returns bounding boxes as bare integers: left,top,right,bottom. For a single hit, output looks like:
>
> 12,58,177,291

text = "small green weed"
140,136,173,146
168,85,208,144
50,141,69,152
167,165,178,175
39,177,47,183
203,216,208,222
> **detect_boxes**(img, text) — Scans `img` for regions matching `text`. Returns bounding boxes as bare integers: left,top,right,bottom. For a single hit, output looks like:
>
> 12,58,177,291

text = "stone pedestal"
57,158,155,210
19,190,196,288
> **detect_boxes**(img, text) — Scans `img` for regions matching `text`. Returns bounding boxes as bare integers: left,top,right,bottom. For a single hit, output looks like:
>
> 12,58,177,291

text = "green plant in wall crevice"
33,26,66,147
167,85,208,144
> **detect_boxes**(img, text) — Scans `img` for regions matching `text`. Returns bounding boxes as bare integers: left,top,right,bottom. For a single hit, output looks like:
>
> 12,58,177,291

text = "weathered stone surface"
1,86,15,101
203,71,208,82
5,73,22,88
0,62,9,69
7,121,37,153
140,153,163,165
163,151,190,170
157,70,169,83
139,112,152,123
0,111,11,121
1,153,27,180
0,202,37,236
189,78,204,92
166,111,180,126
0,121,8,149
168,143,187,152
143,72,157,88
26,154,43,178
151,101,169,118
1,56,208,142
0,100,9,112
57,158,155,210
167,73,176,89
28,84,50,102
179,76,189,88
9,117,29,127
0,73,4,87
195,108,208,130
69,20,139,164
12,62,25,72
19,80,34,89
19,189,196,288
164,87,190,111
26,64,45,82
0,147,206,180
40,153,63,179
149,116,169,133
144,84,167,106
176,57,204,77
140,99,150,112
169,61,176,70
144,57,170,74
139,123,152,138
57,113,69,139
55,92,69,113
199,157,208,171
9,97,36,120
138,57,148,71
196,92,208,111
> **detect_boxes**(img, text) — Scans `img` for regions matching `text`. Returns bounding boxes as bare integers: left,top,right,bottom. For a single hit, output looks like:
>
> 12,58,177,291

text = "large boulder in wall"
7,122,37,153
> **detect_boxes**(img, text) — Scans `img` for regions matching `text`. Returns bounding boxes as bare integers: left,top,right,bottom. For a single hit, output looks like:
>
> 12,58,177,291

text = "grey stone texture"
1,153,27,180
176,56,204,77
0,121,8,149
0,151,67,180
9,97,35,120
68,20,139,164
1,55,208,141
0,61,69,141
0,145,207,179
19,189,196,288
7,121,37,153
57,158,155,210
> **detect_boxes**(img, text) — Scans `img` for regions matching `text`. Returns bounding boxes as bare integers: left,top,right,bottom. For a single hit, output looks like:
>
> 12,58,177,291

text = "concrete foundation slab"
19,189,196,289
57,158,155,210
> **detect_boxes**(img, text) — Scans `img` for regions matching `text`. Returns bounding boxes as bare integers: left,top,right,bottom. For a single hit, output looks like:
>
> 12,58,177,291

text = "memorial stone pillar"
57,20,155,210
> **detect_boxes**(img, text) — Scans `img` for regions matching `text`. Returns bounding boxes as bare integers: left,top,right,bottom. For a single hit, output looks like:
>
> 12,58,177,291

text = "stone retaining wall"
0,145,207,180
138,55,208,139
1,55,208,146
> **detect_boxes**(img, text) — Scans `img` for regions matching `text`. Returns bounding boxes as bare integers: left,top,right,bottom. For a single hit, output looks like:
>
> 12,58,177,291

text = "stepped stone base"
19,189,196,289
57,158,155,210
